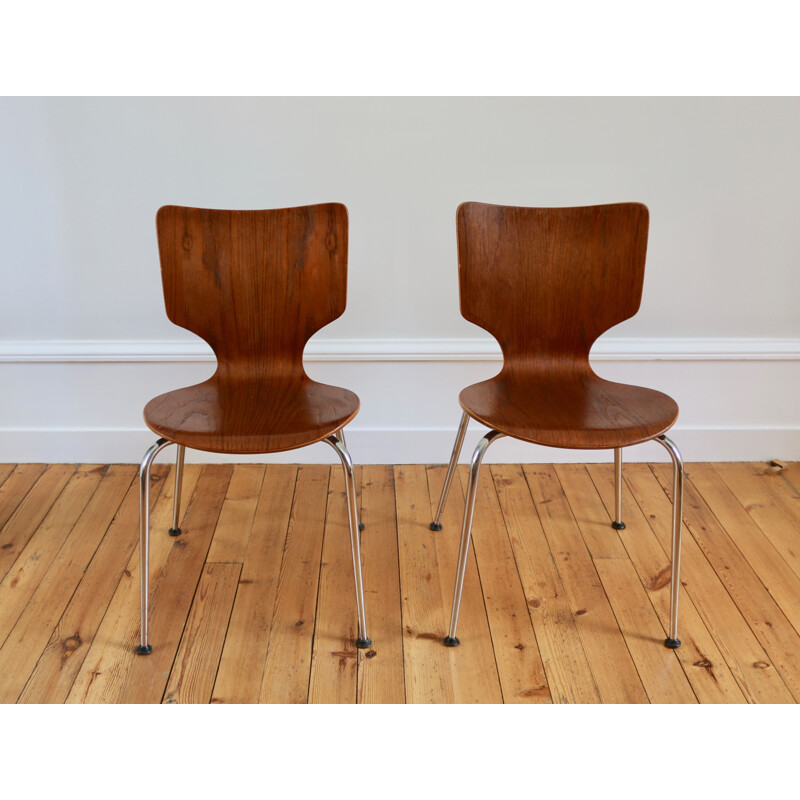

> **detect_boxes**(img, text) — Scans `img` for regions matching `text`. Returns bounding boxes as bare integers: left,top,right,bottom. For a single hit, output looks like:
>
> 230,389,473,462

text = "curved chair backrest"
156,203,348,376
457,202,649,369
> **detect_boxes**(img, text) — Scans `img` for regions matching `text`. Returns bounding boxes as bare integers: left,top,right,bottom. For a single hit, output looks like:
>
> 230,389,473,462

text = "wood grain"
205,464,265,564
492,464,600,703
587,463,747,703
395,465,455,703
0,465,106,649
458,465,550,703
211,465,297,703
18,465,176,703
0,466,135,702
260,465,329,703
712,463,800,582
163,562,241,704
653,464,800,701
688,464,800,633
592,557,697,703
456,202,677,449
357,465,405,704
66,465,230,704
0,464,47,531
0,464,14,490
624,463,794,703
426,464,503,704
523,464,648,703
0,464,75,581
1,460,797,704
144,204,359,454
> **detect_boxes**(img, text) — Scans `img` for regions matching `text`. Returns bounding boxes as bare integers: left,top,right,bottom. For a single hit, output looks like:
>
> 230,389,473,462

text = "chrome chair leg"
444,429,505,646
431,410,470,531
336,428,363,530
169,444,185,536
325,435,372,649
656,434,684,649
137,437,173,655
612,447,626,530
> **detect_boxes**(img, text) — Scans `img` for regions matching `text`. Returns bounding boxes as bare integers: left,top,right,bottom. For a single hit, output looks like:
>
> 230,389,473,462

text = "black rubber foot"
664,637,681,649
136,644,153,655
430,522,443,531
356,637,372,649
358,522,365,531
169,527,182,537
443,636,460,647
612,521,626,530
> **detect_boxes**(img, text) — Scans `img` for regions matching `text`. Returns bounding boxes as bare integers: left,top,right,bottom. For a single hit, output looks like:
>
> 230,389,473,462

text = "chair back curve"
156,203,348,378
457,201,649,372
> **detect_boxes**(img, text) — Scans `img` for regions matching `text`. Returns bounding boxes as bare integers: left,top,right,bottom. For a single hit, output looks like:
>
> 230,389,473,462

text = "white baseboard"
1,426,796,465
1,337,799,362
1,337,798,463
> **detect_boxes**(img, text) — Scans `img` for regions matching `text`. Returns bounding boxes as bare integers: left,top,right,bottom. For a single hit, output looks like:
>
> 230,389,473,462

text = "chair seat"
143,376,359,454
459,372,678,449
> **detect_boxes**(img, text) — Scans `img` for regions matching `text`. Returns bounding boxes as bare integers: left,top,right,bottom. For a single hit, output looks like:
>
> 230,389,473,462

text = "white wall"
1,97,799,463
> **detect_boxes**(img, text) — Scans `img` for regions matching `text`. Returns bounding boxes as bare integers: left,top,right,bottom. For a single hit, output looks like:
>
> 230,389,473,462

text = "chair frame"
431,201,684,650
137,204,371,656
137,430,371,656
430,413,684,648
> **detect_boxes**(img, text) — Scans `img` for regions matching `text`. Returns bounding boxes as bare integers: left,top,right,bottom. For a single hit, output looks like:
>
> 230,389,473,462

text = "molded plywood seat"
144,376,359,454
459,372,678,450
432,201,686,652
136,203,371,657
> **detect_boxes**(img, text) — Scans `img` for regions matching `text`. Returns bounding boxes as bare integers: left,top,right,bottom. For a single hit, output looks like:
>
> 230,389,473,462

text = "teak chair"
431,202,685,650
136,203,371,655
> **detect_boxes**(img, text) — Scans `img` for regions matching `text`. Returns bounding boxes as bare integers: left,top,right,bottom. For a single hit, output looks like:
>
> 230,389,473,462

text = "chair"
431,202,684,649
136,203,371,655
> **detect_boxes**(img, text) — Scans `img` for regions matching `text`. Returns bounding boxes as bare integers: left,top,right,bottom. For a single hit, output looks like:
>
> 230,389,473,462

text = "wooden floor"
0,459,798,703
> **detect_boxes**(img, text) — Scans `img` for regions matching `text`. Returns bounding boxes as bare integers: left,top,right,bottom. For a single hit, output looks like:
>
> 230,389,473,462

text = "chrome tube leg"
169,444,185,536
336,428,363,531
445,430,505,647
656,434,684,649
325,435,371,649
430,411,470,531
137,437,173,655
612,447,626,530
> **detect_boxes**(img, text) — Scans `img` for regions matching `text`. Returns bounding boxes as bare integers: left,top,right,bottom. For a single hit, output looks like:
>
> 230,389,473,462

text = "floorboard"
0,460,796,704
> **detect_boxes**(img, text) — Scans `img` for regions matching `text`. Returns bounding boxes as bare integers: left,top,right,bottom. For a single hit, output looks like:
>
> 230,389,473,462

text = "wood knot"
295,620,304,627
528,597,541,608
63,634,82,651
648,565,672,592
753,661,770,669
182,235,193,251
575,608,587,616
518,686,550,698
364,649,377,659
693,659,713,669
